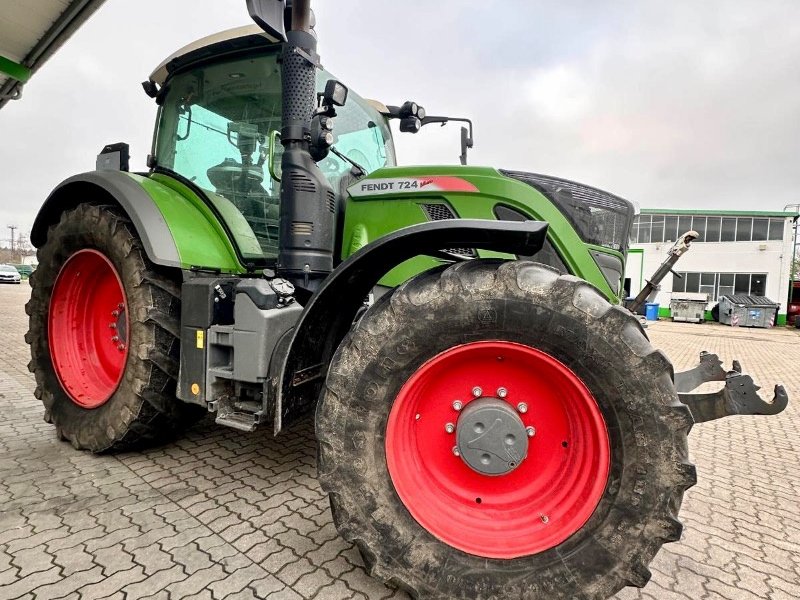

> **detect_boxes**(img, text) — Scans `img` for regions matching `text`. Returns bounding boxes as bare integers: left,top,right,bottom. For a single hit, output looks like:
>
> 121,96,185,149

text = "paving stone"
31,565,105,600
1,284,799,600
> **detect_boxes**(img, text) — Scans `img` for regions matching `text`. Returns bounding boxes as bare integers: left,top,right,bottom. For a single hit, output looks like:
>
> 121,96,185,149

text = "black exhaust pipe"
277,0,336,294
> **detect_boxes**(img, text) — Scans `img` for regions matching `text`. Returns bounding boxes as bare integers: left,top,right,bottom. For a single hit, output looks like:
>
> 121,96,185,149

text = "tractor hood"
500,170,636,254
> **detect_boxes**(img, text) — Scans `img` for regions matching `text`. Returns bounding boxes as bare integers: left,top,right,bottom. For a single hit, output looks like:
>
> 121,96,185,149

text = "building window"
752,218,769,241
769,219,784,241
699,273,715,298
632,215,787,244
751,274,766,296
735,218,752,242
637,215,651,243
692,216,707,242
705,217,721,242
672,272,769,300
664,216,679,242
720,218,737,241
718,273,734,298
651,215,665,245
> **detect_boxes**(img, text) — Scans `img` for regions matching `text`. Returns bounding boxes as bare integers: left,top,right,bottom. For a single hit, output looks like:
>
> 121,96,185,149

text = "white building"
625,209,796,325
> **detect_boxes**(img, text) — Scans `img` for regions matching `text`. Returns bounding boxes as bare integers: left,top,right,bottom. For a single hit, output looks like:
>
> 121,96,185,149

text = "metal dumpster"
718,295,779,328
670,292,708,323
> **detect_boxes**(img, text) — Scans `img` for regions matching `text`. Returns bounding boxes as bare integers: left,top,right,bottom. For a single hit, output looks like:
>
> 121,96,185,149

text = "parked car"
788,281,800,327
12,264,34,279
0,264,21,284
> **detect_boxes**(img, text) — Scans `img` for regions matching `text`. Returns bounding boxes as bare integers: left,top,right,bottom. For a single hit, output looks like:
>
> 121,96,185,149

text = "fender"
272,218,549,433
30,170,252,273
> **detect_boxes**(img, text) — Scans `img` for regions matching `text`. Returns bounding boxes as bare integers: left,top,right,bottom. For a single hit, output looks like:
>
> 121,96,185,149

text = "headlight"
590,250,623,297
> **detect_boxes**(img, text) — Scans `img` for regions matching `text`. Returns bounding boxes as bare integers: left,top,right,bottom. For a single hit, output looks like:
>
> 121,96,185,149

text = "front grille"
501,170,635,253
421,203,456,221
420,203,477,258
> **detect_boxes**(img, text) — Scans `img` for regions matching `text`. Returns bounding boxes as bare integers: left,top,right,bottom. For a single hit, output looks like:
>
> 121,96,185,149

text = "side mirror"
247,0,288,42
460,126,474,166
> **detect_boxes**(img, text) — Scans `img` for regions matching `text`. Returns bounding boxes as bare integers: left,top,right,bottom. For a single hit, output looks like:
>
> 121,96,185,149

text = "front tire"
26,204,204,452
317,260,696,600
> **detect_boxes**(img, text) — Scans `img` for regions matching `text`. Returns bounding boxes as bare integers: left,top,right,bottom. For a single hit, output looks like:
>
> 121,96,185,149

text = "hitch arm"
675,351,788,423
679,374,788,423
674,351,728,393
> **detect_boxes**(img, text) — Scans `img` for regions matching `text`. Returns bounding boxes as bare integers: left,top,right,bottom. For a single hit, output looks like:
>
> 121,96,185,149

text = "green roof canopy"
640,208,796,218
0,0,107,109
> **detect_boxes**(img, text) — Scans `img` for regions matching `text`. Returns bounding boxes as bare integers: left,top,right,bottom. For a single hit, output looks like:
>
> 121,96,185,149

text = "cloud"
1,0,799,244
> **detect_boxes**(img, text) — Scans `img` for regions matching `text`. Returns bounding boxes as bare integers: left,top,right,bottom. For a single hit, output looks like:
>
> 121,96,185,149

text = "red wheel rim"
385,341,610,559
48,249,129,409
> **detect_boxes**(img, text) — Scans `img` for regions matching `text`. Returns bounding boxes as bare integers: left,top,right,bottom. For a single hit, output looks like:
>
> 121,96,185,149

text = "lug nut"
497,387,508,398
111,310,119,317
109,323,117,329
452,446,460,457
111,336,119,343
118,303,124,309
517,402,528,414
540,514,549,523
452,400,463,411
526,426,536,437
472,386,482,398
445,423,455,434
117,344,126,351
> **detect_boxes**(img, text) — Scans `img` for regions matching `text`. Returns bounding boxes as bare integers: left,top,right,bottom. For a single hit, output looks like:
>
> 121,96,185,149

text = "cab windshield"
154,50,396,260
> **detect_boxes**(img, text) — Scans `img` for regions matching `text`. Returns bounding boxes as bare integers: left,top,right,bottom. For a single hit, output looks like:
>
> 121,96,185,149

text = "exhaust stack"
250,0,336,295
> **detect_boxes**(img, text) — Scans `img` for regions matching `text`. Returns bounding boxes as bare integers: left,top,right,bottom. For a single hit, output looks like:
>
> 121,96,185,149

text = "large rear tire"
317,260,696,600
26,204,204,453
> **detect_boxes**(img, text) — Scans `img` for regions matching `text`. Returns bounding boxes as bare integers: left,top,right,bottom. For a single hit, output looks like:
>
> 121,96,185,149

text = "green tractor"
25,1,787,598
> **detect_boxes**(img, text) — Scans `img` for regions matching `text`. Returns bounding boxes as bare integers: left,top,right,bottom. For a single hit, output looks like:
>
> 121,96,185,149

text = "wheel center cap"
456,397,529,476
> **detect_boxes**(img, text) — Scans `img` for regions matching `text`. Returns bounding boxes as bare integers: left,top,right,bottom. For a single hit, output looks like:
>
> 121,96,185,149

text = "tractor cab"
148,25,395,261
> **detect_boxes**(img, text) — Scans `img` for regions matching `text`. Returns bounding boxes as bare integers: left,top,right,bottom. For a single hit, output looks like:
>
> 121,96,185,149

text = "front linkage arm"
675,352,788,423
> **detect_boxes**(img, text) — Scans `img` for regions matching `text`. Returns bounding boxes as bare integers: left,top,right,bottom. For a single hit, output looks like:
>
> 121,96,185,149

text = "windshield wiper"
330,146,367,178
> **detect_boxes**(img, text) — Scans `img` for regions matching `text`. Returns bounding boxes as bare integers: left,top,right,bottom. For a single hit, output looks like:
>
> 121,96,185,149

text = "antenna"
7,225,16,253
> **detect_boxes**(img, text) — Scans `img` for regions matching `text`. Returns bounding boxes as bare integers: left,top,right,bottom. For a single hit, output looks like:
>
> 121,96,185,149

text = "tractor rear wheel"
26,204,204,452
317,260,696,600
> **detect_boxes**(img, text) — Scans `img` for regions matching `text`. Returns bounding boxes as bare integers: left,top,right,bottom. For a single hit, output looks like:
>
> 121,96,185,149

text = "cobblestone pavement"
1,282,798,600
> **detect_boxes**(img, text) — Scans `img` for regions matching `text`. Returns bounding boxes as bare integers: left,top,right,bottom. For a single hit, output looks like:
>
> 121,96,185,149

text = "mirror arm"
419,116,474,165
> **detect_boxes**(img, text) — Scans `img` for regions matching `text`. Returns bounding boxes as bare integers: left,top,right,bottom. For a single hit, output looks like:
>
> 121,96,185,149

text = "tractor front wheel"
317,260,696,599
26,204,204,452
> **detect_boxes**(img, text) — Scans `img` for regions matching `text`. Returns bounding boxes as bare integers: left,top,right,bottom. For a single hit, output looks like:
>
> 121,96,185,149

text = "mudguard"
272,218,549,433
30,170,254,273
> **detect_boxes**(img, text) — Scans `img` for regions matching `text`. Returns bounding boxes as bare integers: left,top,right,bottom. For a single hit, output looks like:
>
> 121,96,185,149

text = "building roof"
640,208,797,218
0,0,108,110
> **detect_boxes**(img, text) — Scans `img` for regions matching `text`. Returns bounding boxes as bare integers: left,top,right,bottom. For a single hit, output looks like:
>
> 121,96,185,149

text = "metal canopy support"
0,55,31,83
0,0,107,109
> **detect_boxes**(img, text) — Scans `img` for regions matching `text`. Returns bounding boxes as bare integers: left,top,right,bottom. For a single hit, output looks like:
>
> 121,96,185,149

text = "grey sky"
2,0,799,244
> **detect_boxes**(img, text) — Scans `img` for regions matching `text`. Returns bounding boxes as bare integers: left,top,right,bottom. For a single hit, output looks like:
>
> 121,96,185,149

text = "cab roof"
147,24,391,117
148,24,279,86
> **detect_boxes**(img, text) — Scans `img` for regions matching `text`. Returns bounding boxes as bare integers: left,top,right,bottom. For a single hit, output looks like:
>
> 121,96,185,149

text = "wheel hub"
48,249,129,409
385,341,610,558
455,397,528,476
